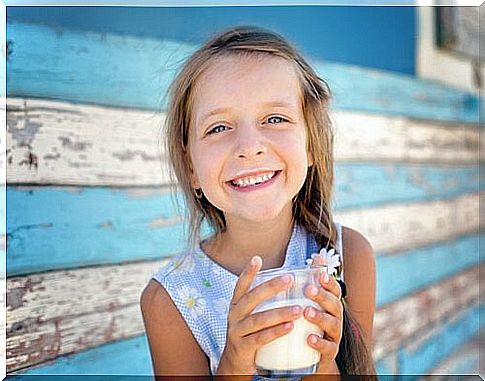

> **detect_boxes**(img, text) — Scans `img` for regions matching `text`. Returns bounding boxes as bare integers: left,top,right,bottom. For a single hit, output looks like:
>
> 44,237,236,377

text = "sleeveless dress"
151,222,344,378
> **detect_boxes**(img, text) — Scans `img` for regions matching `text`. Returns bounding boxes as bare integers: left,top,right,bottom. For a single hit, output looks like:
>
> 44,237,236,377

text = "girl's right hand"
216,256,304,375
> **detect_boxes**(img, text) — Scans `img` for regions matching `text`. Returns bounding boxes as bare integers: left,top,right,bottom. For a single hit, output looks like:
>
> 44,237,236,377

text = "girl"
141,26,377,379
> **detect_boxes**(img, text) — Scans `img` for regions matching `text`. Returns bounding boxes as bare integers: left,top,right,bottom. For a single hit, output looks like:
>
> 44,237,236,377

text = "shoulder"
340,226,376,345
341,226,375,273
140,279,210,375
140,279,183,333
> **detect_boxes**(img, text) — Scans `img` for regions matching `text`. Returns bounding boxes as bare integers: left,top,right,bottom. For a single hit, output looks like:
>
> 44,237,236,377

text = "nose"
234,125,267,159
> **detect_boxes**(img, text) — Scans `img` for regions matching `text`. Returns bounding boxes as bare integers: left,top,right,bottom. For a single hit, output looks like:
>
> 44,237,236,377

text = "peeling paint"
7,223,54,237
58,136,91,152
7,101,43,147
43,153,61,160
18,152,38,170
112,150,158,162
98,221,114,230
67,161,93,168
147,215,182,229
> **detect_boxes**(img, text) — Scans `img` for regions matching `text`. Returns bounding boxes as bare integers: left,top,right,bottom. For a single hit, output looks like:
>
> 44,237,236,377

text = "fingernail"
307,307,316,318
309,335,318,344
307,285,318,296
282,274,292,284
251,256,261,266
292,306,302,315
323,273,330,283
284,322,293,330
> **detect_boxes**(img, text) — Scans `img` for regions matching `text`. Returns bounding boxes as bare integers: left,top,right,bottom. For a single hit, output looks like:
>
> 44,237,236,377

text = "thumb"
310,254,326,267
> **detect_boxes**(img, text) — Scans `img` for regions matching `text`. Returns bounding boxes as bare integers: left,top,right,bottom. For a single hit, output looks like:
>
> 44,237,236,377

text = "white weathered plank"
7,97,479,186
373,265,481,360
7,98,169,186
332,111,479,164
1,99,6,185
6,257,168,372
335,192,480,254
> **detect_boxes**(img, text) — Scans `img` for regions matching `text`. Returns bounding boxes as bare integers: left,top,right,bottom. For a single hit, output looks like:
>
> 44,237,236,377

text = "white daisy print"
306,247,341,275
177,285,206,319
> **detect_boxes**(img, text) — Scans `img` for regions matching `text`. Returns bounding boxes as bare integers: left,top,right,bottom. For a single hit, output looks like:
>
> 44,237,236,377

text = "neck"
204,207,295,275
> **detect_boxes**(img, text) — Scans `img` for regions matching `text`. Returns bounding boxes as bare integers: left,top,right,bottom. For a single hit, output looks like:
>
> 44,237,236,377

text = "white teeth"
232,171,276,187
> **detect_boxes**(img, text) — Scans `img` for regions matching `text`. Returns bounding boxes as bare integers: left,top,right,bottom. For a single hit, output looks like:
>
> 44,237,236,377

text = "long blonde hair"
164,26,376,377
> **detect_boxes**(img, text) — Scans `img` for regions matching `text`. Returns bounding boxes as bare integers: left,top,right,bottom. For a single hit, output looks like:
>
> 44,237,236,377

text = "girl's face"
188,54,313,226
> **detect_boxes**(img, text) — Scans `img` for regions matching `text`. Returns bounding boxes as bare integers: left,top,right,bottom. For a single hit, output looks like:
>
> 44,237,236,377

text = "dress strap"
335,222,344,282
306,228,314,260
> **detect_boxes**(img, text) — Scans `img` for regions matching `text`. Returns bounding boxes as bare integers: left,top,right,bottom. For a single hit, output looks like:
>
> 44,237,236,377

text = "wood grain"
6,258,167,372
373,265,481,360
7,21,479,122
7,97,479,186
7,186,480,276
335,192,480,254
6,258,481,373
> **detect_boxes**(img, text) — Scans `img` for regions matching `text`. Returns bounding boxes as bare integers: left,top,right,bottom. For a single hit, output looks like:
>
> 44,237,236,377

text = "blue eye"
207,125,227,135
266,116,287,124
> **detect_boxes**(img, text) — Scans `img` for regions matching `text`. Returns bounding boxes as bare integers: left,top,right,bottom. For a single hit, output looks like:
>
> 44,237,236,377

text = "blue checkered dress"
151,222,343,378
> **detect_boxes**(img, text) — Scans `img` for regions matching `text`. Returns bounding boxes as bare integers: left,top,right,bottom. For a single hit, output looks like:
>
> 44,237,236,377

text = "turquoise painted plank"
0,187,6,282
10,335,153,377
7,188,188,277
7,163,481,276
6,163,481,277
6,20,479,123
333,164,480,211
398,304,482,376
376,234,482,307
375,360,393,375
314,61,479,124
6,20,194,112
7,6,416,75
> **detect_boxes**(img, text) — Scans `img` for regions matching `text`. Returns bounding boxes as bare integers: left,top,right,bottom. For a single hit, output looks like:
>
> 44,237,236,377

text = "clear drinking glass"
252,265,326,377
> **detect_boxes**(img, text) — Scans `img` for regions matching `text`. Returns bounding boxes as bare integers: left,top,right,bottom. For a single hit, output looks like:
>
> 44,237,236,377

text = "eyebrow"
199,101,299,124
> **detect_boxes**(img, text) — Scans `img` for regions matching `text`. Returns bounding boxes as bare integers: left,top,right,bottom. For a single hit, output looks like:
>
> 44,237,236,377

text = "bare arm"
140,279,211,376
342,226,377,349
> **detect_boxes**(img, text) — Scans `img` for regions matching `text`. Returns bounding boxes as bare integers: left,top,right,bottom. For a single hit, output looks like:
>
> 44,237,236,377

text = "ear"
191,175,200,189
307,149,314,167
189,164,200,189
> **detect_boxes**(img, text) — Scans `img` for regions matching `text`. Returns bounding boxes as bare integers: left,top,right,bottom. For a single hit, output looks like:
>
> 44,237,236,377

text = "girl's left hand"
303,269,343,373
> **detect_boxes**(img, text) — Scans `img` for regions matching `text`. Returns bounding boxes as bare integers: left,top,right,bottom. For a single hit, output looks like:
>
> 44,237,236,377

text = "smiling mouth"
228,171,280,188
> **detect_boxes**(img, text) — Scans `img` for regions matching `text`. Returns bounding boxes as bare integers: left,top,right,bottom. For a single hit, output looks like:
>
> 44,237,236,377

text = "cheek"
288,138,312,187
191,148,224,188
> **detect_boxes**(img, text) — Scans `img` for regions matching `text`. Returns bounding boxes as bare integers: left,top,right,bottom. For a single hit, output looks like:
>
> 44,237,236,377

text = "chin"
233,202,292,225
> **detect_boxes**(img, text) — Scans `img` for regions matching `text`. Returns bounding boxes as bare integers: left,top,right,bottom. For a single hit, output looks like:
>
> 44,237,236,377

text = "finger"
305,284,343,318
231,256,262,306
234,273,294,316
319,272,342,300
237,305,303,336
246,320,294,349
310,254,326,267
304,307,342,342
307,334,339,362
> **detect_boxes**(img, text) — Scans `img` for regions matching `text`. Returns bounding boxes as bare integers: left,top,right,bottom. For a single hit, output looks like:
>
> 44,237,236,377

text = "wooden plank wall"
6,20,482,377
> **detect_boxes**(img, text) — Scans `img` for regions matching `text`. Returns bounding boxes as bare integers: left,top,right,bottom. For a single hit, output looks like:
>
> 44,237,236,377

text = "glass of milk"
252,265,326,377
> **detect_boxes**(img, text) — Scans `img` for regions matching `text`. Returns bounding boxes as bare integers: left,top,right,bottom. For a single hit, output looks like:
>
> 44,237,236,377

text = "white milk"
255,298,322,371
